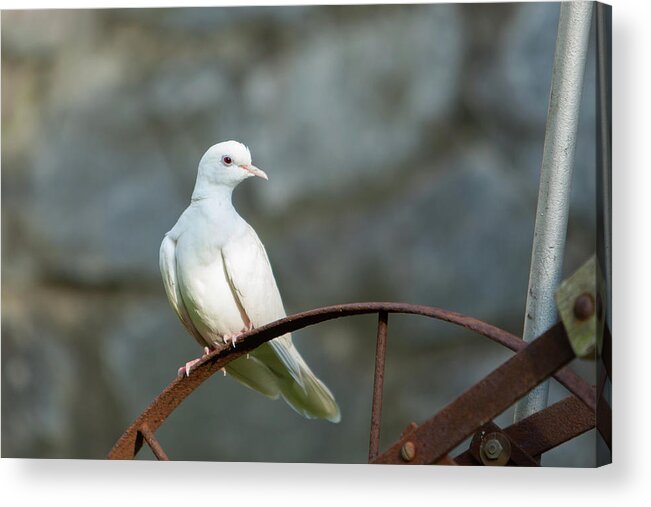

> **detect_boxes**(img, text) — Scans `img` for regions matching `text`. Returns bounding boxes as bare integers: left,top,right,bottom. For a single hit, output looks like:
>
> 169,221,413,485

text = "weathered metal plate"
555,255,597,358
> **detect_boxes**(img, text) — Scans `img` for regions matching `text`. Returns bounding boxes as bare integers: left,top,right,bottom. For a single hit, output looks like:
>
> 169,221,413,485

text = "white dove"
159,140,340,422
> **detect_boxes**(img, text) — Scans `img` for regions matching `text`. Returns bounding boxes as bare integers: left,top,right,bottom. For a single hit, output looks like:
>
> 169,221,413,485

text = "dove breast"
172,202,250,346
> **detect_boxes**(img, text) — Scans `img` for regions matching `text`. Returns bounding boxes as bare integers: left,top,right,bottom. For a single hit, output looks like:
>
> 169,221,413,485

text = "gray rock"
241,4,464,213
467,2,559,131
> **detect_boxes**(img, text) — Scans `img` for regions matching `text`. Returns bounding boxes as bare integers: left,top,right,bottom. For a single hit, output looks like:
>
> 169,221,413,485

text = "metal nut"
479,432,511,466
484,438,503,459
400,441,416,462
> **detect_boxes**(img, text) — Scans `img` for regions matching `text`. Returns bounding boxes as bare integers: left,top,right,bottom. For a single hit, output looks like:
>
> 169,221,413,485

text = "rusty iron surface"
469,422,538,466
371,322,576,465
553,365,596,413
399,422,418,439
139,424,169,461
455,395,595,465
368,311,389,462
108,302,594,462
500,395,595,457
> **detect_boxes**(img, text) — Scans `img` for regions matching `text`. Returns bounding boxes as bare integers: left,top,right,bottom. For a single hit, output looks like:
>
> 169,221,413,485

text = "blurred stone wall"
2,3,597,464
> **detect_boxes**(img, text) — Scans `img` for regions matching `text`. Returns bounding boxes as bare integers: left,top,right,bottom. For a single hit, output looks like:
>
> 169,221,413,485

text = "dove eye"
222,156,233,166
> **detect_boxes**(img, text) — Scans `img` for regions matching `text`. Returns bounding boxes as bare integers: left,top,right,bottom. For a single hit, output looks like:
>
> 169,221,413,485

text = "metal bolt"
484,438,503,459
479,433,511,466
573,292,595,321
400,441,416,462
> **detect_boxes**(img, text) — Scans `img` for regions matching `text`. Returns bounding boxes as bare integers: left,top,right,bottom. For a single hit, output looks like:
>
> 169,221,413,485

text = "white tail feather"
225,356,281,399
224,340,340,423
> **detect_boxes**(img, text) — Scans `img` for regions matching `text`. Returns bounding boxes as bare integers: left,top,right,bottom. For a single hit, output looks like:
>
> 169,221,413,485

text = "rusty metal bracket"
371,322,579,465
555,255,597,358
455,395,595,465
469,422,539,466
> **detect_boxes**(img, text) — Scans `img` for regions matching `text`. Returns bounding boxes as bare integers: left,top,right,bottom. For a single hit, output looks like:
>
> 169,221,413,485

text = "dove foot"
177,359,201,378
222,323,255,348
177,347,213,378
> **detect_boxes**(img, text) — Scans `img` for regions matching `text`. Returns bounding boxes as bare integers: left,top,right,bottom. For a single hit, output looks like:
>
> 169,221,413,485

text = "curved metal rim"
108,302,594,460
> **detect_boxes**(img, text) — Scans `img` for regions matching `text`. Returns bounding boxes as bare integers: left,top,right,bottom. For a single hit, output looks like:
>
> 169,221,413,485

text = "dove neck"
191,184,235,204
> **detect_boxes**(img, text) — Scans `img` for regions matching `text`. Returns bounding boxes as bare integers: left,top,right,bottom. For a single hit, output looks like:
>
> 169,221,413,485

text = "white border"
2,0,650,506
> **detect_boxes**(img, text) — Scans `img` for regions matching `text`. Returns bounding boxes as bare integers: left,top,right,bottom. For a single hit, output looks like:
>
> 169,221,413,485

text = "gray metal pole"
513,1,593,423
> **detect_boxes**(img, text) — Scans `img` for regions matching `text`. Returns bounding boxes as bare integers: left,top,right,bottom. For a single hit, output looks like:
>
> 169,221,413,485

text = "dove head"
192,140,267,200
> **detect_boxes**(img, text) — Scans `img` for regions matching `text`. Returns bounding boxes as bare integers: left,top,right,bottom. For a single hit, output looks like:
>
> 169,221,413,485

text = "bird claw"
223,333,241,348
178,358,202,378
177,347,213,378
222,324,253,348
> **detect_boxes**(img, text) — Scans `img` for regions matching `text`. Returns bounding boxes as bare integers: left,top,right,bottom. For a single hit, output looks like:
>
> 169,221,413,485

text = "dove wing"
221,224,305,383
159,234,208,348
222,225,340,422
221,225,287,325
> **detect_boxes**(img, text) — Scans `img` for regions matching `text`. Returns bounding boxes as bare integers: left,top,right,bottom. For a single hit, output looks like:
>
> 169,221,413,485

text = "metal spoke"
139,424,169,461
368,311,389,462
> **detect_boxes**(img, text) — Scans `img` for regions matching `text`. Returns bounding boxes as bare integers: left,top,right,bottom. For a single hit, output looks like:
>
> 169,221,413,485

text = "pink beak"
240,164,268,180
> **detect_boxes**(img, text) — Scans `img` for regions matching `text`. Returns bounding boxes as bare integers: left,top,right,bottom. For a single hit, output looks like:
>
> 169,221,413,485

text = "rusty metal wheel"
107,0,611,465
108,301,603,464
